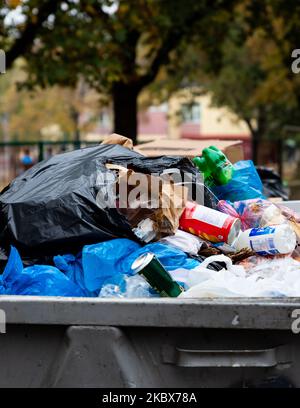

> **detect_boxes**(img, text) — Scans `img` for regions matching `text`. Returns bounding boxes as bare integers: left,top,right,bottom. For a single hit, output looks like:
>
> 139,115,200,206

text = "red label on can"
179,202,237,243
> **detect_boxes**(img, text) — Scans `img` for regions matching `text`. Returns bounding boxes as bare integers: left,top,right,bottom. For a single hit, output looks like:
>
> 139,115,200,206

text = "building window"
181,102,201,124
149,103,168,113
99,111,111,129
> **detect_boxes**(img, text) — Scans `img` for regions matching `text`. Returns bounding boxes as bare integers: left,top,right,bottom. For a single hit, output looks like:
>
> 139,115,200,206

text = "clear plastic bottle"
234,224,297,256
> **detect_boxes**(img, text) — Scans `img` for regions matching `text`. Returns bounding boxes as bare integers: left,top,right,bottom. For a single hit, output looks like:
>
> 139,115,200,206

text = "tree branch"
136,1,232,89
6,0,61,69
135,24,194,89
244,117,256,135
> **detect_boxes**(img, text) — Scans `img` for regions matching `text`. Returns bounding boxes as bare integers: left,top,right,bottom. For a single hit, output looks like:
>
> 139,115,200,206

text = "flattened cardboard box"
136,139,244,163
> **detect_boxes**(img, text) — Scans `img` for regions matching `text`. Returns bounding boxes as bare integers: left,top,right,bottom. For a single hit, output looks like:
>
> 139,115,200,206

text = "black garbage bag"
255,166,289,200
0,246,8,274
0,144,214,258
188,254,225,271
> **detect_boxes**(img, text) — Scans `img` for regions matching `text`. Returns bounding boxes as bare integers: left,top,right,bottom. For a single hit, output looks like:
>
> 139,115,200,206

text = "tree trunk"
244,118,259,165
70,107,81,147
251,130,259,165
277,137,283,178
112,82,139,145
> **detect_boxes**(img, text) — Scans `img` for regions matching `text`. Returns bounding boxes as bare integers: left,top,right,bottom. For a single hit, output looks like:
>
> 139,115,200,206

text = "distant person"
20,148,34,172
45,147,54,161
286,138,297,162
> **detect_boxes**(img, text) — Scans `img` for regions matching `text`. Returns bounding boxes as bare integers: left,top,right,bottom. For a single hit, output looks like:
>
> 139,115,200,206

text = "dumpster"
0,201,299,388
0,297,299,388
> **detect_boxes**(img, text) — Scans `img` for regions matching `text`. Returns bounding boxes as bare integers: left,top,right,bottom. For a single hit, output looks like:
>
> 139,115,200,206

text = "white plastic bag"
160,230,208,256
179,255,300,298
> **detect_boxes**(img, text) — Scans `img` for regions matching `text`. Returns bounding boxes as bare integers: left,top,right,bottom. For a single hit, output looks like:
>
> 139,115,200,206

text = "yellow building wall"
200,95,250,137
168,90,250,139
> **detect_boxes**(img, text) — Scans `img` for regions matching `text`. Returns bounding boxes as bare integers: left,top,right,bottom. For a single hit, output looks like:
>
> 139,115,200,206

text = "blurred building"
167,91,251,159
87,90,251,158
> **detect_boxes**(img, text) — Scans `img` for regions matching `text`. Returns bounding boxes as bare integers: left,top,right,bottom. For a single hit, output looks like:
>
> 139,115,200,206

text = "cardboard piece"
101,133,134,149
135,138,244,163
106,164,187,241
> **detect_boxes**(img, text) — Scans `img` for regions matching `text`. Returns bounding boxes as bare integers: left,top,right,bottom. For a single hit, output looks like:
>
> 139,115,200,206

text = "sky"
3,1,119,27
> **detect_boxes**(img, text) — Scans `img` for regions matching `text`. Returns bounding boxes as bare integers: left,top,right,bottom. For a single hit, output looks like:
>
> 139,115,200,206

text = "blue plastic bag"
81,238,200,292
82,239,141,292
0,247,85,297
211,160,264,202
54,253,98,297
124,242,200,275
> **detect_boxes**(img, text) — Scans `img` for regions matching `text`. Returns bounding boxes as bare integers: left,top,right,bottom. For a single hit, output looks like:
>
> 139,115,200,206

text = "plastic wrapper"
278,204,300,223
274,204,300,256
211,160,264,202
160,230,209,256
98,284,125,298
124,275,155,298
217,199,285,231
99,274,159,298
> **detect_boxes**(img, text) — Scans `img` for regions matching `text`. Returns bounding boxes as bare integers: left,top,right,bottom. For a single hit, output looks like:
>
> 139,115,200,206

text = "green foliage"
0,0,237,140
1,1,235,92
152,0,300,146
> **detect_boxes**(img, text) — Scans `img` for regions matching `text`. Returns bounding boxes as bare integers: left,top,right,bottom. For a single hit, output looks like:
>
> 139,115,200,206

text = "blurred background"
1,0,300,197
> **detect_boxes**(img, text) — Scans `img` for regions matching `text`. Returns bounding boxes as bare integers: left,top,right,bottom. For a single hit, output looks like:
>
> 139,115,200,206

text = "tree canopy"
2,0,300,157
149,0,300,163
0,0,236,143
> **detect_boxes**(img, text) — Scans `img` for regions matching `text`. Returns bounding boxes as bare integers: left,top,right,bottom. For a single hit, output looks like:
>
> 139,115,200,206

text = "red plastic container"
179,201,241,245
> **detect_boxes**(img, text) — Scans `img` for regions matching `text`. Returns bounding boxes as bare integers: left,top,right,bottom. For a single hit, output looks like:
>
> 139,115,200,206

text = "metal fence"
0,140,98,190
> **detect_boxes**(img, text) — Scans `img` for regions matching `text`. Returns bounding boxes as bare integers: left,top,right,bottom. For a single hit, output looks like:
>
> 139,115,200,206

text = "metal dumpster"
0,297,299,388
0,201,299,388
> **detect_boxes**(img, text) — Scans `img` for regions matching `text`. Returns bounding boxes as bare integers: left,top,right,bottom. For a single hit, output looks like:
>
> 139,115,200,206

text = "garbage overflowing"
0,134,299,299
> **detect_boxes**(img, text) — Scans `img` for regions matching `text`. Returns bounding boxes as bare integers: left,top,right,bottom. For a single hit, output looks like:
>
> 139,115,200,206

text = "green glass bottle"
131,252,184,297
193,145,234,187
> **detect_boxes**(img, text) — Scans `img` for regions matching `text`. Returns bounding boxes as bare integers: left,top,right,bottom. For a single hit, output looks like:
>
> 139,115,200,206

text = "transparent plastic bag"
217,199,285,231
212,160,264,202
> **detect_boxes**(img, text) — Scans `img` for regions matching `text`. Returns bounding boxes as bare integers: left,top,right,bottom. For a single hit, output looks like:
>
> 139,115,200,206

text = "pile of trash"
0,134,299,299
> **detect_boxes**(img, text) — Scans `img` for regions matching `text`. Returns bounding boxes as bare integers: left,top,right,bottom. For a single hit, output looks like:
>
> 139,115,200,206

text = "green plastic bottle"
192,146,234,187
